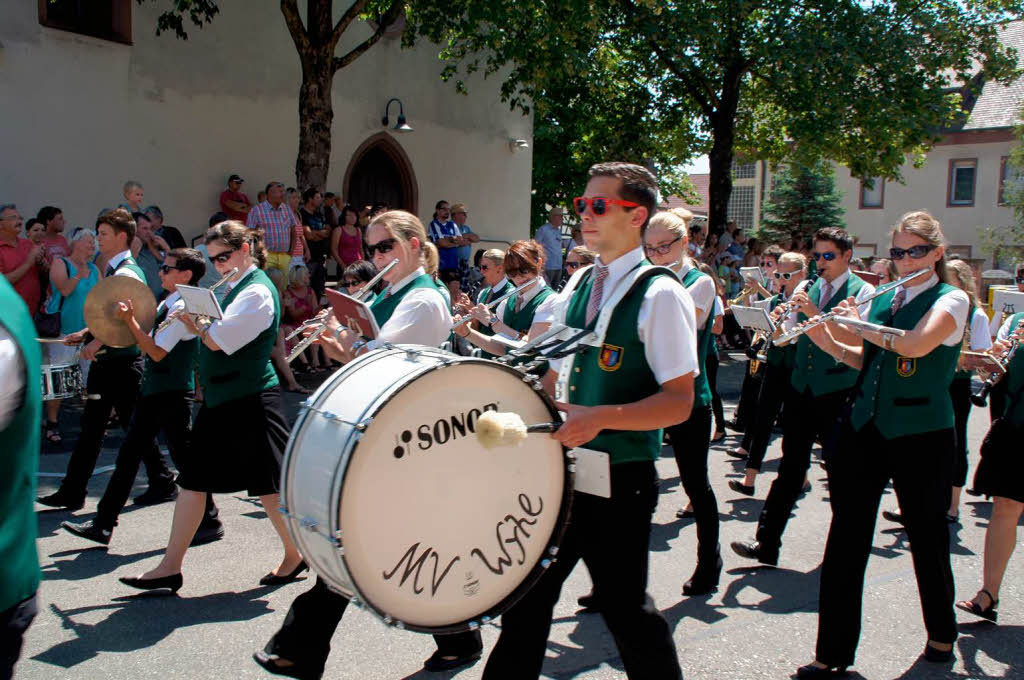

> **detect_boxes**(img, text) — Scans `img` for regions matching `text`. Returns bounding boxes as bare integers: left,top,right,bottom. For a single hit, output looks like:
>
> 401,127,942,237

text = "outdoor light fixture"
382,98,413,133
508,138,530,152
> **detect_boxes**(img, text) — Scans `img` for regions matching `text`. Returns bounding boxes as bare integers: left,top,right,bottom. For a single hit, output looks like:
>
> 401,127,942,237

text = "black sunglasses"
812,251,838,261
209,248,237,264
889,244,938,260
566,261,582,270
643,236,682,257
366,238,398,256
159,264,183,273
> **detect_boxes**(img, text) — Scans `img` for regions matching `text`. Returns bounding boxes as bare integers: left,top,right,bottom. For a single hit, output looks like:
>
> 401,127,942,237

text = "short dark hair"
302,187,321,203
265,181,284,195
324,192,336,200
813,227,853,253
688,224,702,236
132,211,151,226
762,244,785,261
344,260,383,294
208,211,229,228
435,200,449,210
97,208,137,244
37,206,62,224
166,247,206,286
340,204,359,225
587,162,659,228
25,217,42,231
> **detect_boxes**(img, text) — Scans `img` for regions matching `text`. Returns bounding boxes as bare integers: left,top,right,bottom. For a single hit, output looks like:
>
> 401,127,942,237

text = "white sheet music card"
175,285,224,320
732,304,775,333
571,447,611,498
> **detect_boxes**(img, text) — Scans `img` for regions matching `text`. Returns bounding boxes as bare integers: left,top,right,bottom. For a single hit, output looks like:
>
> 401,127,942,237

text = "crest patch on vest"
598,343,624,371
896,356,916,377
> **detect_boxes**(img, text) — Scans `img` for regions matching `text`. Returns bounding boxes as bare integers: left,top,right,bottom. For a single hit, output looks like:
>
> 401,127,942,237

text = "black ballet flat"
725,448,748,459
675,507,696,519
795,662,848,678
956,590,998,622
922,642,954,663
119,573,183,593
259,561,308,586
728,480,756,496
253,650,323,680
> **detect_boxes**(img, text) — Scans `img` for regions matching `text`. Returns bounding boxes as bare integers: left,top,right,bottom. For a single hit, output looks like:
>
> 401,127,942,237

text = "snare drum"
282,345,572,633
41,363,83,400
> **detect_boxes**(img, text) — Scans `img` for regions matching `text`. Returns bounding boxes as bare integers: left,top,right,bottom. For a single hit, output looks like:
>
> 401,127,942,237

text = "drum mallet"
476,411,560,449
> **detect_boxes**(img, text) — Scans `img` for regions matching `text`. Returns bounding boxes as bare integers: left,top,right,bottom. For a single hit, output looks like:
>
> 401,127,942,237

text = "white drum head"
339,360,567,630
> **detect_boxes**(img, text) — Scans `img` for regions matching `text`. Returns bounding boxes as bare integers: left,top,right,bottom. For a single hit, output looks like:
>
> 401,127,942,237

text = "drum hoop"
331,347,575,634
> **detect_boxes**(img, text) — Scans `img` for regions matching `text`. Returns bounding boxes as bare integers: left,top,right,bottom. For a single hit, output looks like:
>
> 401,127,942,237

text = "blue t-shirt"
456,224,475,266
429,219,461,271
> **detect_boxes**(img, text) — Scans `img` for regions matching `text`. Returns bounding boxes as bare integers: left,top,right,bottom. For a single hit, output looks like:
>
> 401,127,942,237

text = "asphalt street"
21,358,1023,679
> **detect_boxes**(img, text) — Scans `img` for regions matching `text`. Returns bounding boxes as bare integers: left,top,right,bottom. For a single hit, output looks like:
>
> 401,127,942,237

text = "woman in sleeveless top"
330,204,364,269
797,212,968,676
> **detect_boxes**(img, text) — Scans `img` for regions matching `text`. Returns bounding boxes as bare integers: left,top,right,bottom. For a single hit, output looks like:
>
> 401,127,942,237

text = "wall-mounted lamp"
382,98,413,133
508,138,530,152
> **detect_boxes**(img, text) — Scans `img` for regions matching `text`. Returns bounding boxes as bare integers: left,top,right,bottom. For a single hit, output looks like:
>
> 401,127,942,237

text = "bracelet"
334,325,345,341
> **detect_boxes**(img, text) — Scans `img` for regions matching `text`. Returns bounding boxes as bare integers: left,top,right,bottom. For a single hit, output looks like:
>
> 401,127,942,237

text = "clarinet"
970,318,1024,407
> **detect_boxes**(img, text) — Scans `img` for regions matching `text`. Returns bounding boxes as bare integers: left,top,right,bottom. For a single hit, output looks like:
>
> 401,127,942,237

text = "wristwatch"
490,315,500,327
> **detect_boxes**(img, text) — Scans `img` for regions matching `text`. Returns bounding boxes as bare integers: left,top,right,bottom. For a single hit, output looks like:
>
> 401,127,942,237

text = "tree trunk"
295,51,334,191
706,61,744,236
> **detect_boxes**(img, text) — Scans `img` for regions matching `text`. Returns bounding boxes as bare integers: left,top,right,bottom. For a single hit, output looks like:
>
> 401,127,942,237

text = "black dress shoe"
882,510,903,524
725,448,748,459
728,480,755,496
422,648,483,672
62,519,112,546
133,485,179,506
675,507,696,519
253,650,323,680
190,522,225,547
259,561,308,586
922,642,954,663
795,662,848,677
730,540,778,566
725,418,745,433
710,430,726,443
577,590,601,612
36,491,84,511
682,554,723,596
119,573,183,593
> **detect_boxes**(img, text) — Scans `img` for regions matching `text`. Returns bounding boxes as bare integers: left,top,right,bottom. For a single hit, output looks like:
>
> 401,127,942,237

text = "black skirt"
176,388,290,497
972,418,1024,503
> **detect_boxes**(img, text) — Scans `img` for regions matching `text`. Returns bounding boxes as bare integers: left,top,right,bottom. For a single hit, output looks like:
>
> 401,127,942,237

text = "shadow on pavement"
41,547,166,582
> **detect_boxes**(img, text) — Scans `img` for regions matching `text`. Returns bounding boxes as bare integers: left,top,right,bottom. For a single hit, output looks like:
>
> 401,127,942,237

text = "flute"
155,267,238,333
451,277,540,331
286,259,399,362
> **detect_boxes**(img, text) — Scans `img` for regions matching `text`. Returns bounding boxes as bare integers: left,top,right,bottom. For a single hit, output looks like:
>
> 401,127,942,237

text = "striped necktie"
585,265,609,326
890,287,907,315
819,280,832,308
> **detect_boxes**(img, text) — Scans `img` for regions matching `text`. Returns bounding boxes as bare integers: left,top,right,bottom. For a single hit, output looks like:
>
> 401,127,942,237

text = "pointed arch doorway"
342,132,418,214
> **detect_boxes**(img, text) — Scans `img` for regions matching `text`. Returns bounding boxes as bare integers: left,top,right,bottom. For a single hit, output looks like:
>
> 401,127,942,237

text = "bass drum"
281,345,572,633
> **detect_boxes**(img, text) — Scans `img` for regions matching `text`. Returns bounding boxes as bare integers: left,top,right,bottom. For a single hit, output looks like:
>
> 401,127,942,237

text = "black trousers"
754,387,848,556
988,378,1007,425
668,404,720,567
734,363,764,429
94,391,218,531
59,357,173,501
950,377,972,488
742,362,788,472
816,424,956,667
705,352,725,433
482,461,681,680
267,578,481,676
0,593,36,680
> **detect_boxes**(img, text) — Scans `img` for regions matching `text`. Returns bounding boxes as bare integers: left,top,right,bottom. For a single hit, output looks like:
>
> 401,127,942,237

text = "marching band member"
454,240,552,358
642,210,722,596
732,227,874,567
61,248,222,547
465,247,512,358
956,311,1024,624
256,211,482,678
727,252,808,496
479,162,694,679
120,221,302,593
796,211,966,676
38,208,176,511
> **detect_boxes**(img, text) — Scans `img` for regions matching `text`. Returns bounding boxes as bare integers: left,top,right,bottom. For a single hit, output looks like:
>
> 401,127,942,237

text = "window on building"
859,178,885,209
727,186,756,231
947,159,977,207
732,162,756,180
38,0,133,44
1000,156,1017,206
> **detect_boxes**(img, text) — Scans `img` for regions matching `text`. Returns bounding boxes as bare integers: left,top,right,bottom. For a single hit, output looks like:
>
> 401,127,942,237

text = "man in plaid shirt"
246,181,300,276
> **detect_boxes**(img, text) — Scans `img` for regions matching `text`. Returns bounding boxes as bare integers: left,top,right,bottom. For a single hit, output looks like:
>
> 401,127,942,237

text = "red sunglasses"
573,196,640,216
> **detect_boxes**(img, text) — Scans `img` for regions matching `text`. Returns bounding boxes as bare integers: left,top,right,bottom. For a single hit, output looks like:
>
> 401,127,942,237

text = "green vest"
1000,312,1024,427
503,286,553,332
790,273,868,396
475,279,514,357
197,268,280,408
565,265,670,465
98,256,147,361
765,295,797,369
850,282,962,439
370,273,443,330
140,298,198,396
0,277,41,611
680,267,714,409
953,305,976,381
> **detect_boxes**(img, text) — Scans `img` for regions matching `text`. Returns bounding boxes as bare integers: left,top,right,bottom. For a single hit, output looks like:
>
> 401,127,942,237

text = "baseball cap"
228,174,244,183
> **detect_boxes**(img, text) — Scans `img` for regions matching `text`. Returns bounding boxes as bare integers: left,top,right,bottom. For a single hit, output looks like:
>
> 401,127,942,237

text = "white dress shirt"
822,268,876,317
895,273,969,346
676,259,715,330
106,249,144,283
366,267,452,351
478,277,511,304
713,295,724,318
495,277,548,320
996,314,1024,342
0,326,25,431
968,307,994,351
549,247,699,385
154,291,197,353
206,264,276,355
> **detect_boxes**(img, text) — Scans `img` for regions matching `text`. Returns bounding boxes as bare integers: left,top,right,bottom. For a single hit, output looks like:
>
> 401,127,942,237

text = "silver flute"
155,267,238,333
451,277,540,331
286,259,399,362
772,268,930,345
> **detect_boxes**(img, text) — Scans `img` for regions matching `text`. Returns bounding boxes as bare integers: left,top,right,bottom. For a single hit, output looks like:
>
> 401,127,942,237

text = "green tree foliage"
758,161,845,245
981,111,1024,266
410,1,1023,233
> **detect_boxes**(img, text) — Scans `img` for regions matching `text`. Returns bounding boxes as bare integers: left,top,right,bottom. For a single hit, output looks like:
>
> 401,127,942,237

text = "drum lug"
548,546,559,556
300,516,319,531
541,559,552,569
277,506,290,518
467,620,480,631
567,464,576,473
